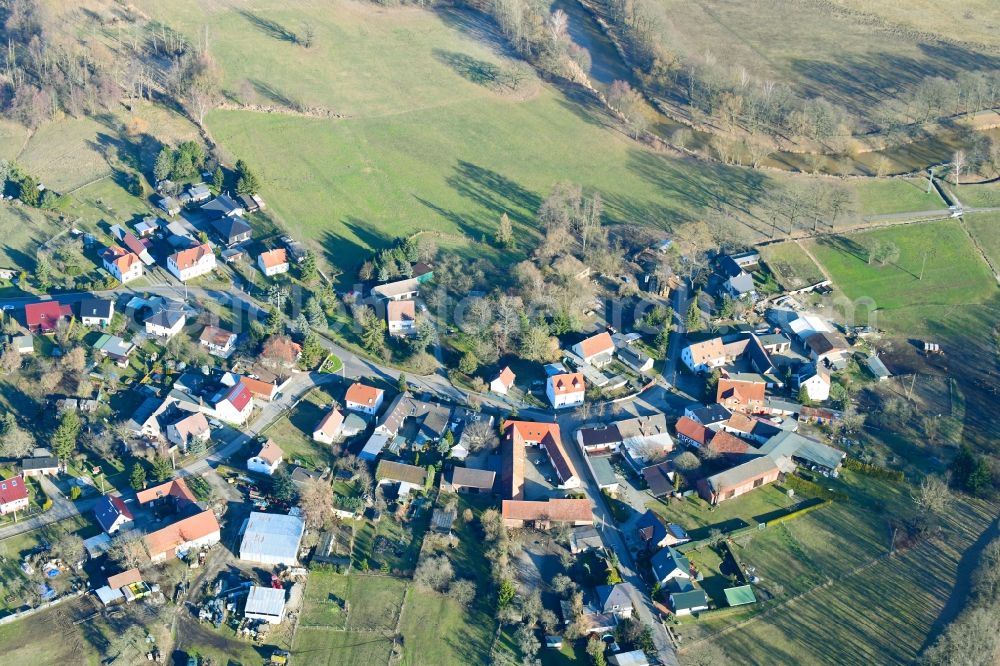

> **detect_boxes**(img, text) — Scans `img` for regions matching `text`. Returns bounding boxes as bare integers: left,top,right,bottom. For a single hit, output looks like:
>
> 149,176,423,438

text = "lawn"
398,589,495,666
647,484,797,540
759,241,825,289
854,178,945,216
293,627,394,666
805,218,998,334
300,571,408,630
122,0,775,279
954,181,1000,209
0,204,66,269
262,388,338,469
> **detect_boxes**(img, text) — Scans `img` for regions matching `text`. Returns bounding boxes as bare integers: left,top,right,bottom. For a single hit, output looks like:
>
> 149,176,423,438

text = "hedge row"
783,474,848,501
843,457,904,482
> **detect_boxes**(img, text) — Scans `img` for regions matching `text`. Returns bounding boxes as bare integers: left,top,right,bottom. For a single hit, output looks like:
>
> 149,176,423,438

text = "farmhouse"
247,440,284,476
0,476,28,515
386,300,417,336
24,301,72,334
167,243,217,281
500,498,593,528
490,367,516,395
681,338,726,373
244,586,286,625
674,416,713,448
444,467,496,494
757,430,845,473
144,510,220,563
78,297,113,326
502,421,580,499
547,372,585,409
240,512,305,566
137,477,197,507
258,248,290,277
573,331,615,367
344,383,384,415
312,408,345,444
717,377,766,414
697,456,782,505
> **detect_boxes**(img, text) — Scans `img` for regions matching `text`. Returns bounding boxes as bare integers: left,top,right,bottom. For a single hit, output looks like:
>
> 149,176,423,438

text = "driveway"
0,476,97,541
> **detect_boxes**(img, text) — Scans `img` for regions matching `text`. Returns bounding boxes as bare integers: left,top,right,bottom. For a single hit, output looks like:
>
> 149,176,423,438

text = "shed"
724,584,757,607
244,585,286,624
239,512,305,566
864,354,891,381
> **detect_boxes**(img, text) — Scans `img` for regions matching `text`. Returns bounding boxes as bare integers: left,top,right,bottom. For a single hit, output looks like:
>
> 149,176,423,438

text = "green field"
759,241,825,289
662,469,998,665
0,205,65,269
854,178,945,216
294,626,395,666
958,183,1000,209
121,0,773,278
963,213,1000,270
805,219,998,333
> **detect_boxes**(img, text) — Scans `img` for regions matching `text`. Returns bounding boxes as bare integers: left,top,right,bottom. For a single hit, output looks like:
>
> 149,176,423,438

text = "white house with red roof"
247,440,284,476
386,300,417,336
547,372,585,409
490,367,516,395
572,332,615,367
94,494,134,534
345,383,384,415
167,243,217,281
0,475,29,515
257,248,289,277
102,246,143,284
211,381,254,424
313,408,345,445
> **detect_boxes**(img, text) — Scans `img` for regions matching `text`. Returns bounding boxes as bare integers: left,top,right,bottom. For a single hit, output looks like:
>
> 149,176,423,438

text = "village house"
93,494,134,534
165,412,211,450
547,372,585,409
103,246,145,284
21,451,59,477
805,331,849,365
595,583,635,619
573,331,615,367
114,228,155,266
796,363,831,402
181,182,212,204
345,383,384,415
717,377,766,414
386,300,417,336
167,243,217,281
144,302,185,339
226,374,286,402
78,297,114,327
24,301,72,334
247,440,284,476
570,525,604,554
137,477,198,507
143,509,221,563
650,546,692,585
371,277,420,301
258,248,290,277
490,367,516,395
199,325,237,358
157,194,181,216
201,193,244,219
211,381,254,425
674,416,713,449
500,498,593,529
212,216,252,246
376,460,428,497
616,344,654,373
444,467,496,494
0,476,28,515
312,407,345,445
685,403,733,430
636,510,689,550
680,337,726,373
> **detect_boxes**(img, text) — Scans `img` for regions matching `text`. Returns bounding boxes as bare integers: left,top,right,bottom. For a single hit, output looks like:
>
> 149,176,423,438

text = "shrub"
843,457,903,482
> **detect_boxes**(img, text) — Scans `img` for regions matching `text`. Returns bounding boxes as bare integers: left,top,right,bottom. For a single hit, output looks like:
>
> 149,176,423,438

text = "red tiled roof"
255,440,283,465
674,417,711,446
136,478,197,505
345,383,383,407
577,332,614,359
170,243,213,270
315,408,344,437
387,300,416,322
103,245,141,273
549,372,585,395
501,499,593,523
494,366,515,388
239,376,278,401
225,382,254,412
199,325,235,347
0,475,28,506
258,248,288,269
707,431,750,455
717,379,766,405
121,231,148,258
143,510,220,558
725,413,755,434
686,338,725,365
24,301,72,333
503,421,575,497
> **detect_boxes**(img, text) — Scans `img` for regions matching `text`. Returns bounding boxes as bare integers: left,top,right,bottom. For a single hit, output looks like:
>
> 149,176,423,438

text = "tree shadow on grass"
234,8,299,44
432,49,500,87
249,79,300,110
445,160,540,226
